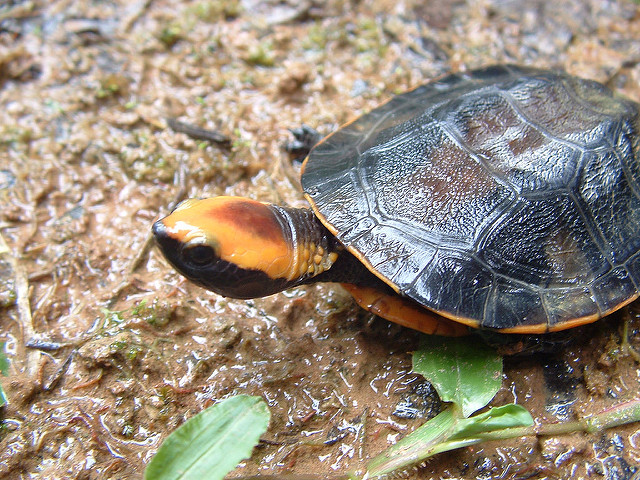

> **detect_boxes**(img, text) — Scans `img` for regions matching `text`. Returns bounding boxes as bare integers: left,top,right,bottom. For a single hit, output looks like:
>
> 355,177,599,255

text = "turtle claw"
286,124,323,160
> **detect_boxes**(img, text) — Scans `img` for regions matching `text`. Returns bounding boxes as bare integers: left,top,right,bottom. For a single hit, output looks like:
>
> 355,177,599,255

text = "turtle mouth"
151,219,166,238
152,219,172,247
152,219,184,268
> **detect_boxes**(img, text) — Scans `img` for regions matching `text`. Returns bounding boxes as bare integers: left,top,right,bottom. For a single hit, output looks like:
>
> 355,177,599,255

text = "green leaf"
144,395,270,480
0,342,8,376
412,335,502,417
365,404,533,477
0,342,8,407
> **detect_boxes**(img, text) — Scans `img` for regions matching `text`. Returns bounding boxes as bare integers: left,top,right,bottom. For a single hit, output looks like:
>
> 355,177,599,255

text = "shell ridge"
566,188,616,267
611,121,640,201
500,88,591,153
436,107,519,196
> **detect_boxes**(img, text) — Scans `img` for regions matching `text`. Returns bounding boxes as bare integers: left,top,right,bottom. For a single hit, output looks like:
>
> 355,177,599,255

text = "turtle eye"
183,244,216,266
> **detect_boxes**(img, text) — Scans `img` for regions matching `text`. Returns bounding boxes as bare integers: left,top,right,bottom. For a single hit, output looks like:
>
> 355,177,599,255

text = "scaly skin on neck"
269,204,340,282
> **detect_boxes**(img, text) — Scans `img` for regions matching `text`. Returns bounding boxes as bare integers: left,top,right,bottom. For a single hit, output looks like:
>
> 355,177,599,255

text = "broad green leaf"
412,335,502,417
0,342,8,376
366,404,533,477
0,342,8,407
144,395,270,480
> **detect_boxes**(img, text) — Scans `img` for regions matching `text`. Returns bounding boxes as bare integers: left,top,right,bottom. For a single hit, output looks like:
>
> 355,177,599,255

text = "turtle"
152,64,640,336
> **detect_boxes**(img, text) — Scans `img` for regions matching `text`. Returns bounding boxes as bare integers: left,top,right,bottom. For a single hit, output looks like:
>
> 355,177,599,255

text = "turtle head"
152,196,338,298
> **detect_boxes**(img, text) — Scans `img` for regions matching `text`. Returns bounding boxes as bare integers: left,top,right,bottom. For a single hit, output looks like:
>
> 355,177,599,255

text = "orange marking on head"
161,197,296,280
203,198,285,244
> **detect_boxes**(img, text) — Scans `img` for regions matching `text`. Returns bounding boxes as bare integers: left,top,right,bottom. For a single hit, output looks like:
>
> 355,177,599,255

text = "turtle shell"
301,65,640,332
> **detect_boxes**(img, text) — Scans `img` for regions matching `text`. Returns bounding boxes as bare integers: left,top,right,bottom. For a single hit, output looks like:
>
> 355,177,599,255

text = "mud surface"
1,0,640,478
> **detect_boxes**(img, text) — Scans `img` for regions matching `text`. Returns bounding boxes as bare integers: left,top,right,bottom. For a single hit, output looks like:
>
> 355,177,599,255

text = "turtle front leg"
286,124,323,160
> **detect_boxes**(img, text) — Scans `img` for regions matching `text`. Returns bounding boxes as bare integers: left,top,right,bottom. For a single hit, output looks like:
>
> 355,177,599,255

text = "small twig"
119,0,152,33
166,118,232,147
31,275,58,330
25,338,71,351
71,368,104,390
0,1,35,21
128,232,155,275
165,157,189,211
43,350,76,392
356,407,368,461
27,268,54,282
0,230,40,378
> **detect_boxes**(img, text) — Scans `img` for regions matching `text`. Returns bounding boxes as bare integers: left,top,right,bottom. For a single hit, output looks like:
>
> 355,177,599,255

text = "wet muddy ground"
1,0,640,478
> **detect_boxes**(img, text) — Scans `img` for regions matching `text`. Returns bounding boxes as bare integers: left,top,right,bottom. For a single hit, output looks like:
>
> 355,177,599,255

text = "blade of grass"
0,342,8,376
364,406,459,476
365,404,533,477
0,341,8,407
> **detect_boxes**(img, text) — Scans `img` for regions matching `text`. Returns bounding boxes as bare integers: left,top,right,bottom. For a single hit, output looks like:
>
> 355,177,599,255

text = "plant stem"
472,397,640,441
